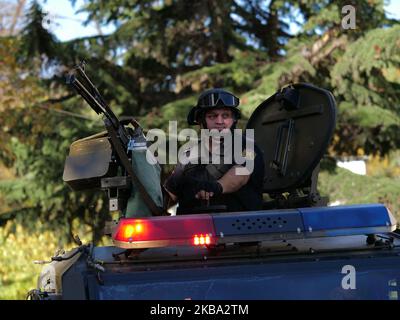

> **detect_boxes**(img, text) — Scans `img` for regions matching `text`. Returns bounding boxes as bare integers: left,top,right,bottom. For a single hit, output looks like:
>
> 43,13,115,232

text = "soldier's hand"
181,175,223,199
195,190,214,200
194,180,223,197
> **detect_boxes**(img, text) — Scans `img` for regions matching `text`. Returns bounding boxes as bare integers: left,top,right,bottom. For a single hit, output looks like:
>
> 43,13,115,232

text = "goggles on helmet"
197,92,239,108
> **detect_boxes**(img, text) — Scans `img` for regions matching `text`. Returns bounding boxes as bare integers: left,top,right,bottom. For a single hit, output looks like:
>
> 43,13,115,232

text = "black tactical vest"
175,135,264,214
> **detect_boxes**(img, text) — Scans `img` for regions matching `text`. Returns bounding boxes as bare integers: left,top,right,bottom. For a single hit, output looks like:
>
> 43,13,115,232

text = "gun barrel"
76,65,109,109
67,63,131,145
68,75,105,115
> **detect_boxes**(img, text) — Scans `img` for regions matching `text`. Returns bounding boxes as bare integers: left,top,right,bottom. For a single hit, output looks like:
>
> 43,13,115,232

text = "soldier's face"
204,108,234,131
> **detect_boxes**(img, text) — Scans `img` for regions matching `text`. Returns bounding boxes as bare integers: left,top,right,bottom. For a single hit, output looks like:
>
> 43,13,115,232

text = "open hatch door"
247,83,337,208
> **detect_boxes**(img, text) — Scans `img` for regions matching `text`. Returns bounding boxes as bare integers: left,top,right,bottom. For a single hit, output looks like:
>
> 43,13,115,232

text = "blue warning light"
300,204,396,237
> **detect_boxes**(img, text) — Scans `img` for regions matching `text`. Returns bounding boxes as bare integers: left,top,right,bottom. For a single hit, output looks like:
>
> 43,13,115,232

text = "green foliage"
300,0,388,37
144,95,197,131
339,103,399,128
19,1,59,66
331,25,400,154
332,25,400,110
0,219,109,300
239,50,317,117
319,167,400,217
0,221,58,300
0,112,110,242
0,35,109,243
177,50,266,93
367,150,400,179
302,2,341,33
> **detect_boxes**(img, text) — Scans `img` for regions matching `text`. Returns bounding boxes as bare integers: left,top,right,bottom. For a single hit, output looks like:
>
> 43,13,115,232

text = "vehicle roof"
93,232,400,272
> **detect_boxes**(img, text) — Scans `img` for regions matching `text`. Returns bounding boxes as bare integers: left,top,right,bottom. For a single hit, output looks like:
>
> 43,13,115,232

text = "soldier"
164,88,264,214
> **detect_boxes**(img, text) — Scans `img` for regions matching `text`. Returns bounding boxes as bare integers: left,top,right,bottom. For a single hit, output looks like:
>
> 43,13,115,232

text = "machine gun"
64,62,164,216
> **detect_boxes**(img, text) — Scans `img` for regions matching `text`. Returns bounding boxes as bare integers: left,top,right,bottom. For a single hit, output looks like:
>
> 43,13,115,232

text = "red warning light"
123,224,135,239
114,220,146,242
193,234,211,246
121,222,143,239
113,215,216,249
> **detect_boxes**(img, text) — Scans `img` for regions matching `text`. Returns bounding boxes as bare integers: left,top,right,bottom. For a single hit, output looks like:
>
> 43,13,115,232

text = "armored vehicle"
27,65,399,300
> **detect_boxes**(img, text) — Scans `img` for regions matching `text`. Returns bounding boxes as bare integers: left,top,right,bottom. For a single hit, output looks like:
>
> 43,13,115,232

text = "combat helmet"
187,88,241,126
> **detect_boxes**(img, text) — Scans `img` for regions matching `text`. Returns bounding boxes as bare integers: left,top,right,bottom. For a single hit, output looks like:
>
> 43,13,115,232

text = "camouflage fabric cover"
124,144,163,218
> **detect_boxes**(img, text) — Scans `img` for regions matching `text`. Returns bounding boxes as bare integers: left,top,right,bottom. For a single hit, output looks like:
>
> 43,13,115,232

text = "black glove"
169,164,223,199
193,179,223,196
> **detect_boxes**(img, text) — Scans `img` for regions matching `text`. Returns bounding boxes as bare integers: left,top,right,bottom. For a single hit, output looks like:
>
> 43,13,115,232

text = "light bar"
112,204,397,249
